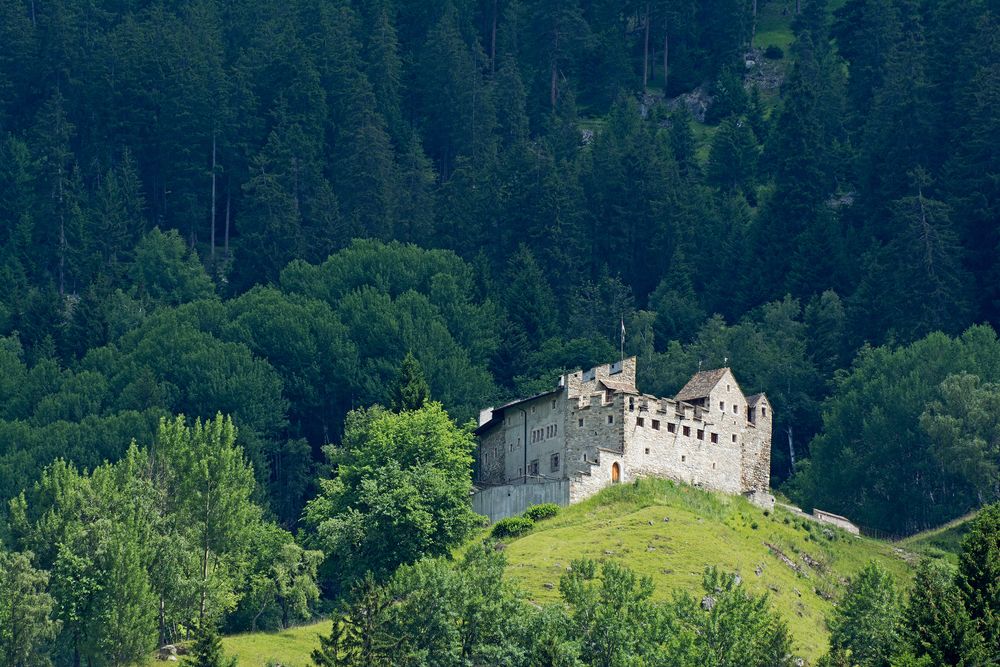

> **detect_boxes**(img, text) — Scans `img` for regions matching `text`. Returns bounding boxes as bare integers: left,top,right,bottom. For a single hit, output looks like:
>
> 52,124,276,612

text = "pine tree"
391,352,431,412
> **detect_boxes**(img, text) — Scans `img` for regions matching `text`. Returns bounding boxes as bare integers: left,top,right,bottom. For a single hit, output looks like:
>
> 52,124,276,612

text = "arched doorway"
611,462,621,483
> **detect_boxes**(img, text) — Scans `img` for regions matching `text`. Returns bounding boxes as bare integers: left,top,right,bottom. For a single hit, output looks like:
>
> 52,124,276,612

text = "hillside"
497,480,915,662
217,479,927,666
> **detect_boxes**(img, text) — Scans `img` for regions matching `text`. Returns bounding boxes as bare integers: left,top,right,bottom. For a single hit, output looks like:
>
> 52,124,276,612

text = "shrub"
751,521,760,530
491,516,534,539
764,45,784,60
524,503,560,522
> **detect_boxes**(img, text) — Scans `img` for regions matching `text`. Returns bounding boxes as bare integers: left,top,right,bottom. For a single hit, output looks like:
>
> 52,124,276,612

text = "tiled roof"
747,393,766,406
674,368,729,401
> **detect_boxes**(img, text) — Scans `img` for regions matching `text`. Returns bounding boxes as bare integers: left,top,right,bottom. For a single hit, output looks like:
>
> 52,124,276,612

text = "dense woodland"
0,0,999,663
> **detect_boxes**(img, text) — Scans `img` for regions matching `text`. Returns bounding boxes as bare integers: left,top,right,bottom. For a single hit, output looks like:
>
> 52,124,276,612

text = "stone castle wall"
474,359,773,518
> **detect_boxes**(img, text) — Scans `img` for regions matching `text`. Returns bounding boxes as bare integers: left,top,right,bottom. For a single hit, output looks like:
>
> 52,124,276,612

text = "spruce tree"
186,623,236,667
391,352,431,412
904,560,987,665
957,503,1000,656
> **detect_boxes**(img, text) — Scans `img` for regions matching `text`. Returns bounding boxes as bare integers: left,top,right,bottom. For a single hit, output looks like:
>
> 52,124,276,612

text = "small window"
531,406,535,413
550,453,560,472
578,418,584,427
608,415,614,424
518,467,522,476
681,455,686,462
711,433,718,444
554,424,558,435
637,417,645,427
683,425,691,437
762,407,767,417
652,419,660,430
697,429,704,440
667,422,675,433
712,462,716,469
727,384,731,391
530,460,539,476
552,399,556,409
732,434,737,443
733,404,739,414
645,447,650,454
493,446,498,457
510,441,515,452
483,452,489,465
629,397,635,411
605,389,614,403
719,401,725,411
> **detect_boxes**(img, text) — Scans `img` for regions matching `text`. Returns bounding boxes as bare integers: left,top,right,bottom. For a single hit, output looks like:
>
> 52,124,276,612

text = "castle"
473,357,774,521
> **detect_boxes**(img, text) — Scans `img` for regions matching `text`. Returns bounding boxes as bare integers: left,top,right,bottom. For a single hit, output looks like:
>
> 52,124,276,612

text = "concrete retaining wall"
472,480,571,523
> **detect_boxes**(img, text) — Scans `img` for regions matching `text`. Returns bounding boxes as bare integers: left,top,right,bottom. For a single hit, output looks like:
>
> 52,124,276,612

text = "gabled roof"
747,393,767,406
599,378,637,393
674,368,730,401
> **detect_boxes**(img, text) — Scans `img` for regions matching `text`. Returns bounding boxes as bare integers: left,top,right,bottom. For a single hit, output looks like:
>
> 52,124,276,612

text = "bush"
764,45,784,60
524,503,560,522
751,521,760,530
491,516,534,539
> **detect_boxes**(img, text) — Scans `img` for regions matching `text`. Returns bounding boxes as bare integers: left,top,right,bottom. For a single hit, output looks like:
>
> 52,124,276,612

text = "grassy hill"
497,479,915,662
218,479,972,666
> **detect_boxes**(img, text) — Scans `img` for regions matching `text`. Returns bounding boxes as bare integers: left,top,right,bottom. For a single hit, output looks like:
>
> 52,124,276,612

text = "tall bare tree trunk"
787,425,796,473
663,31,669,92
550,60,558,109
210,133,216,259
224,183,231,259
643,3,650,91
491,0,498,73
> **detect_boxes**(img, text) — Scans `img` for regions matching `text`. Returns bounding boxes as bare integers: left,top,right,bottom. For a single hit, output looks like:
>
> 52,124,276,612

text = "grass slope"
220,619,330,667
900,510,978,564
498,479,914,661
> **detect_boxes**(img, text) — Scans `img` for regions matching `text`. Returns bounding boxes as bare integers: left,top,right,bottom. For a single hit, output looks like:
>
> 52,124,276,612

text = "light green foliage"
303,403,481,590
496,478,913,661
238,523,323,632
827,561,903,667
0,549,58,667
157,414,259,624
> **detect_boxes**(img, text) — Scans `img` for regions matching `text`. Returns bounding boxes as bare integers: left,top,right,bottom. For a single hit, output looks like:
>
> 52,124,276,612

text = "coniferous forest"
1,0,999,664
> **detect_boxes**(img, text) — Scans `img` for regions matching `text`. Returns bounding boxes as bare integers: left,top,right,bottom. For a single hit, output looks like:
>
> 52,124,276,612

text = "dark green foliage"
903,560,987,665
764,45,784,59
957,504,1000,655
187,623,237,667
523,503,560,521
491,516,535,538
391,352,431,412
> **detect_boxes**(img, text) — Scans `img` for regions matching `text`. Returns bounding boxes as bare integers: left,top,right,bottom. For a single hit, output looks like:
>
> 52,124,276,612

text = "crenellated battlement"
473,357,774,520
